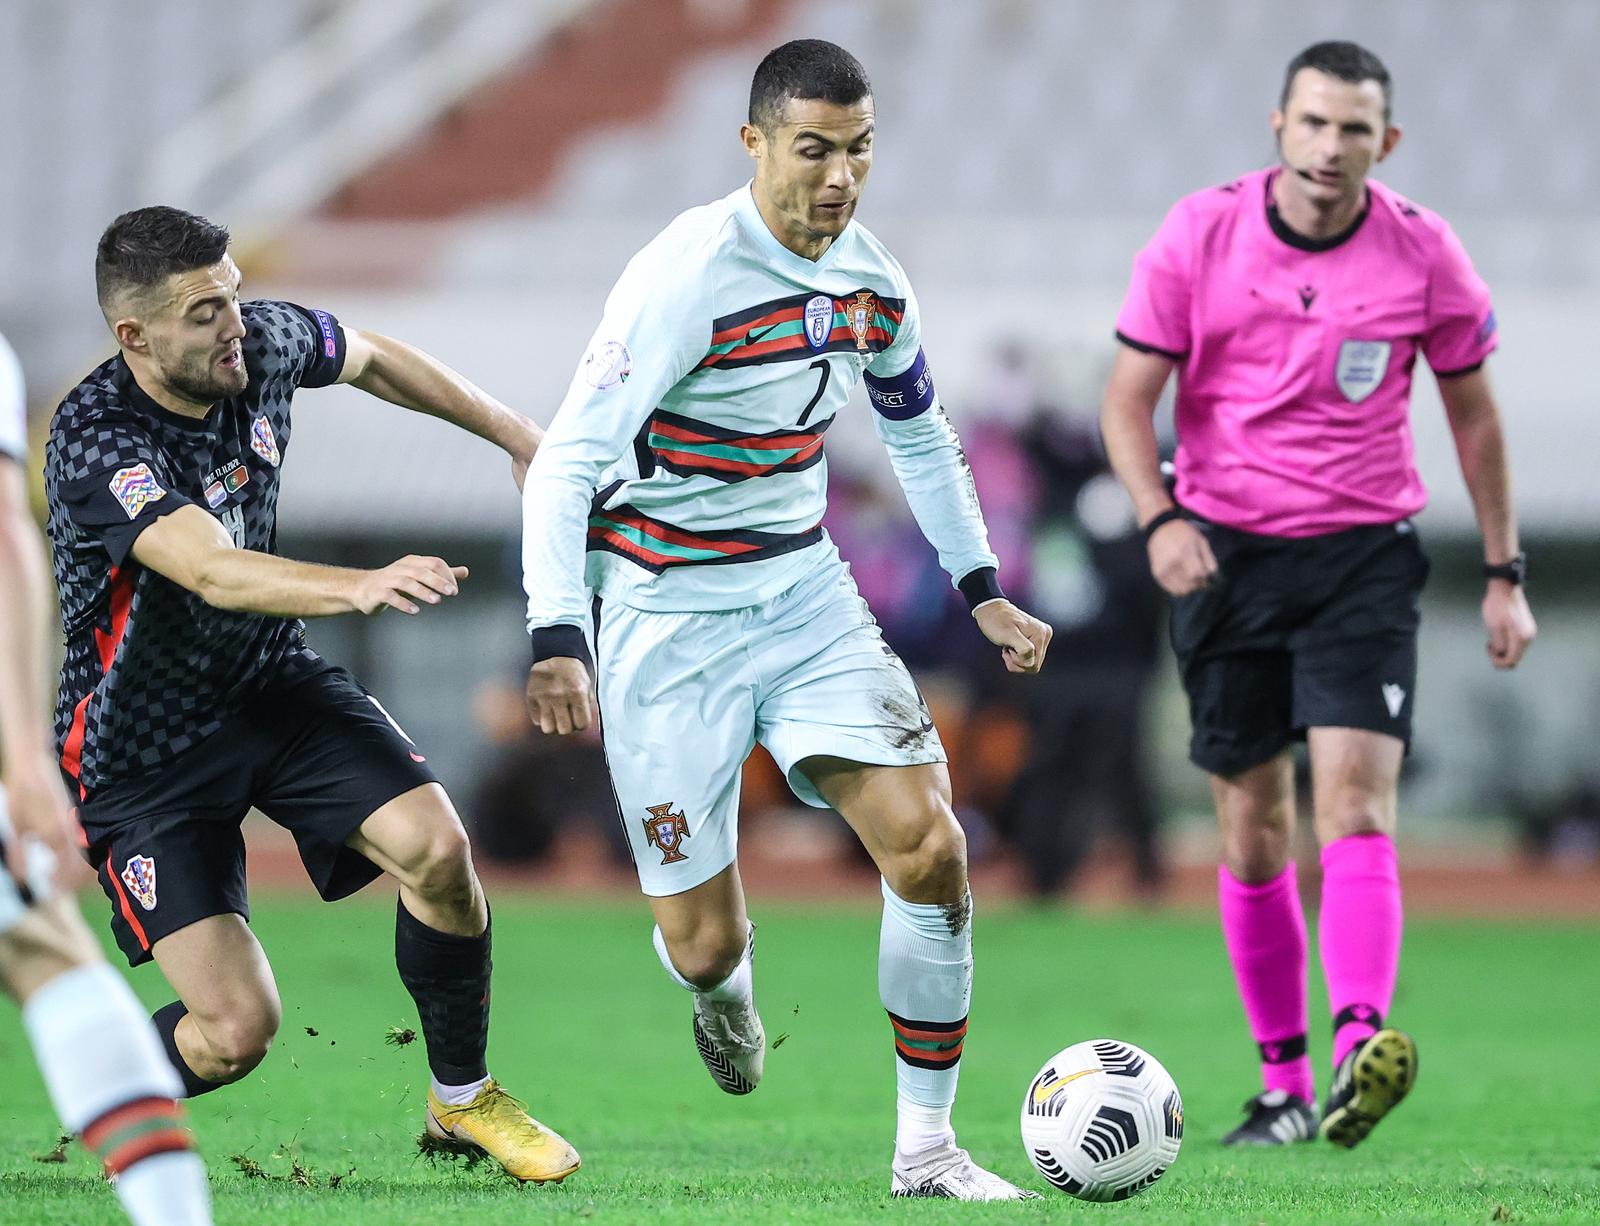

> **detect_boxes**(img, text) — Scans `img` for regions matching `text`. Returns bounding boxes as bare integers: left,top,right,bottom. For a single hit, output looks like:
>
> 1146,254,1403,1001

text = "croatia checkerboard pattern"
45,301,344,790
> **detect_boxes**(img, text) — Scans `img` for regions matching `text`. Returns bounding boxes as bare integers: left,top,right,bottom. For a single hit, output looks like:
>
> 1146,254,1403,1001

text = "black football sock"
151,1002,226,1098
395,897,492,1086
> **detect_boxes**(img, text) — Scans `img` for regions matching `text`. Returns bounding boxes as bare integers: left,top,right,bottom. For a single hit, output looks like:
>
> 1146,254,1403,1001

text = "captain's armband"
864,348,936,421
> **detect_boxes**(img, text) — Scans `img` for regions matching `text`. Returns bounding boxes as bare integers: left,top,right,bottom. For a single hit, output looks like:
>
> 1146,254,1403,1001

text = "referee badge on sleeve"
1335,340,1391,403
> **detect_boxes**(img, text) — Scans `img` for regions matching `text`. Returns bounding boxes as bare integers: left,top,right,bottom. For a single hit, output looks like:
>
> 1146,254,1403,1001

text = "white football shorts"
0,784,59,936
590,552,946,896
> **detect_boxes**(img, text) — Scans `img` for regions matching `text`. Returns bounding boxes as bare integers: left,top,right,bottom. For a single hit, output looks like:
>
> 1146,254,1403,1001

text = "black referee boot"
1220,1090,1317,1145
1319,1028,1418,1148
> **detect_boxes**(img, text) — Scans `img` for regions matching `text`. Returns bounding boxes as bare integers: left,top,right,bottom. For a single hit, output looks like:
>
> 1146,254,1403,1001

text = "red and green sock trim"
888,1010,968,1071
81,1096,194,1176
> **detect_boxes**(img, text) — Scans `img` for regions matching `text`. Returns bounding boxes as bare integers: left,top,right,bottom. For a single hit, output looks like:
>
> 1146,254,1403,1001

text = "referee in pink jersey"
1102,41,1535,1149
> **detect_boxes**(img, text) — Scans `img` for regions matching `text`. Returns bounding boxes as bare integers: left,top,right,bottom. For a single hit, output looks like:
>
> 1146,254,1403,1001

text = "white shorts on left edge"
0,784,59,936
591,552,947,897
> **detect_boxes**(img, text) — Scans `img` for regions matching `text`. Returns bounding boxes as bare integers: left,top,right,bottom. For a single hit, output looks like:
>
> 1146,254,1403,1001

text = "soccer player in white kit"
0,330,213,1225
522,40,1051,1199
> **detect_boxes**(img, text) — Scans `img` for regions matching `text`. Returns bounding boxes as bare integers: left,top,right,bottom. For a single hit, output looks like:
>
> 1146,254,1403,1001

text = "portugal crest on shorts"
844,291,877,351
643,803,690,865
251,415,280,466
1335,339,1391,403
120,854,158,911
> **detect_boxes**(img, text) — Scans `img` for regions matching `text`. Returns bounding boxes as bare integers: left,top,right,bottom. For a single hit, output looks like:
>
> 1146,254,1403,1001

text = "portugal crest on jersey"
845,291,878,352
1335,340,1391,403
120,854,158,911
804,294,834,350
251,415,281,466
643,803,690,864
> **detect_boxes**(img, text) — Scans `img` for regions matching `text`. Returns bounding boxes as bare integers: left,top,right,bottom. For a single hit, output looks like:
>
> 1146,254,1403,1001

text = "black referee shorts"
78,664,438,966
1168,518,1429,778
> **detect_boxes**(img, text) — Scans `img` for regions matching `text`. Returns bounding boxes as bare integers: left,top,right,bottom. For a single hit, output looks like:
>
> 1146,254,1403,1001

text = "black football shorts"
1167,517,1429,778
77,664,438,965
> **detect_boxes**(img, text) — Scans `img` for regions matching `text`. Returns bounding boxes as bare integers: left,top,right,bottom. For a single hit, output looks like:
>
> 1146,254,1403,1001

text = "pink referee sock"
1319,832,1402,1067
1218,863,1314,1104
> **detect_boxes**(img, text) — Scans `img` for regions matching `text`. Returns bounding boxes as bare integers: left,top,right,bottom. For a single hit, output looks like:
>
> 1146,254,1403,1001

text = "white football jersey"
0,331,25,463
523,183,996,628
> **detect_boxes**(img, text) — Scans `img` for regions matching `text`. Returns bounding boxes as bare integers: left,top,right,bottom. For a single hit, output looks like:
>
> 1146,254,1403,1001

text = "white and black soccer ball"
1020,1038,1183,1202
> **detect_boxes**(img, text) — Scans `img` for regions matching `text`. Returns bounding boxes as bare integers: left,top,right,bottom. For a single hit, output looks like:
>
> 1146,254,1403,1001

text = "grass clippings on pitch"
0,895,1596,1223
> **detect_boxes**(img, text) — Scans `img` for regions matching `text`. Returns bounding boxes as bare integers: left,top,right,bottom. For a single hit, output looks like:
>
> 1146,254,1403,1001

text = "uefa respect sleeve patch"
107,463,167,519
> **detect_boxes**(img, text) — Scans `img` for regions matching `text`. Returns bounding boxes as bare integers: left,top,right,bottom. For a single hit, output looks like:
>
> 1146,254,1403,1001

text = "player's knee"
1221,820,1291,883
199,1000,280,1078
885,806,968,901
407,820,476,904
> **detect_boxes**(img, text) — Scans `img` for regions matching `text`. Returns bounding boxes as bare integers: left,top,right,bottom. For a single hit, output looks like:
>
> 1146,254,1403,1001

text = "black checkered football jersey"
46,300,346,793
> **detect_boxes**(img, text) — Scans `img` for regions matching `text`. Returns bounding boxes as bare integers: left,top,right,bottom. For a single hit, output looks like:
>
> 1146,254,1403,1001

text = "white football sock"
652,923,754,1003
115,1151,213,1226
22,961,212,1225
431,1074,493,1106
879,878,972,1161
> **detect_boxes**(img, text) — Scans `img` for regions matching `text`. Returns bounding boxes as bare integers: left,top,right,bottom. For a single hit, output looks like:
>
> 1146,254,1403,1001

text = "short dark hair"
1281,40,1392,122
748,39,871,131
95,206,231,312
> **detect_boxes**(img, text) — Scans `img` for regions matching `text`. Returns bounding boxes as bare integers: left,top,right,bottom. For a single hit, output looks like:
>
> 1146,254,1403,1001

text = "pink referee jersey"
1116,167,1497,537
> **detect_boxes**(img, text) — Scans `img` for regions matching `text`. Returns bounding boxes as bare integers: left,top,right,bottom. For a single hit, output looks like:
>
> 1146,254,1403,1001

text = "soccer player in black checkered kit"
44,206,579,1182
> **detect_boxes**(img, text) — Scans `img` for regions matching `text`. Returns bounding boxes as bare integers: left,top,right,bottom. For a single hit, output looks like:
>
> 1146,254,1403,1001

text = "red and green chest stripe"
588,503,823,574
644,408,832,483
698,288,906,370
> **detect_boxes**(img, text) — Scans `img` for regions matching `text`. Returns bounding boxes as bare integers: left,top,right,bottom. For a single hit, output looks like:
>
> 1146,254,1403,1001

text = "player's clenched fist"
525,657,595,735
974,600,1053,674
351,556,468,615
1146,518,1219,597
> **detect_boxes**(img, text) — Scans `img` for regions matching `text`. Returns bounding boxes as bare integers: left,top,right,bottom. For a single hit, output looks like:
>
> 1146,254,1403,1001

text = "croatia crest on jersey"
1335,340,1391,404
251,415,280,466
120,854,158,911
108,463,166,520
803,294,834,351
643,802,690,865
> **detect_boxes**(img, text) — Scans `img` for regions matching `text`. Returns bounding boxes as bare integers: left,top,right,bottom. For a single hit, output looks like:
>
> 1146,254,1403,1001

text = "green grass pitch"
0,893,1595,1223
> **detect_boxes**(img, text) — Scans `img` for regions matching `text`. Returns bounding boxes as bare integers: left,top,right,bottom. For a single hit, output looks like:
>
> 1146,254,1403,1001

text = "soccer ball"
1020,1038,1183,1202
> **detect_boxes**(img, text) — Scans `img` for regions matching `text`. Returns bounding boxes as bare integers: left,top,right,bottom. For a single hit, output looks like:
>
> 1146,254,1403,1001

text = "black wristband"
1141,507,1185,543
1482,552,1527,586
957,566,1006,611
530,624,593,670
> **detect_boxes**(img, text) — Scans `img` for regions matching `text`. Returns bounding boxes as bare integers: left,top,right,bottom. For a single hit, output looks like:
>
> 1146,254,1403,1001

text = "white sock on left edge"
23,961,212,1226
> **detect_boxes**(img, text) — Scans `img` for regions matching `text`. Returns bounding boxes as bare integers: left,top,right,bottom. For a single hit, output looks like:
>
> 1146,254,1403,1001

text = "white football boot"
891,1144,1043,1200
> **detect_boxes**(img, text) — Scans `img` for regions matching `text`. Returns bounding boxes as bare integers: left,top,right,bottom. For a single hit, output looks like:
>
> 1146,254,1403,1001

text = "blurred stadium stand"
4,0,1598,877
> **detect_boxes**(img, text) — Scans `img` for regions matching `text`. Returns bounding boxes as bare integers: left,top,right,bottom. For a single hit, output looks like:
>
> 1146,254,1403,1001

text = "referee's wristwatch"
1482,552,1527,586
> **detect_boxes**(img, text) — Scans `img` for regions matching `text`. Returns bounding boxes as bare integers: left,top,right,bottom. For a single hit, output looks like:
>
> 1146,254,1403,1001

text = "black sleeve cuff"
1115,330,1187,362
1432,359,1485,379
957,566,1006,611
530,624,593,670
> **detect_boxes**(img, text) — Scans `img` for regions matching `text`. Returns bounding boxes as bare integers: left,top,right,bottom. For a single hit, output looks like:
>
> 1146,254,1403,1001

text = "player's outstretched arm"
129,504,468,618
1101,344,1217,596
338,328,542,488
1437,366,1536,669
0,456,79,879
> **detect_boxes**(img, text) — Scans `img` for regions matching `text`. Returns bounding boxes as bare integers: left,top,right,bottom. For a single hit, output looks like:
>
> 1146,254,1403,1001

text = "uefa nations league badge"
1335,339,1391,403
803,294,834,351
